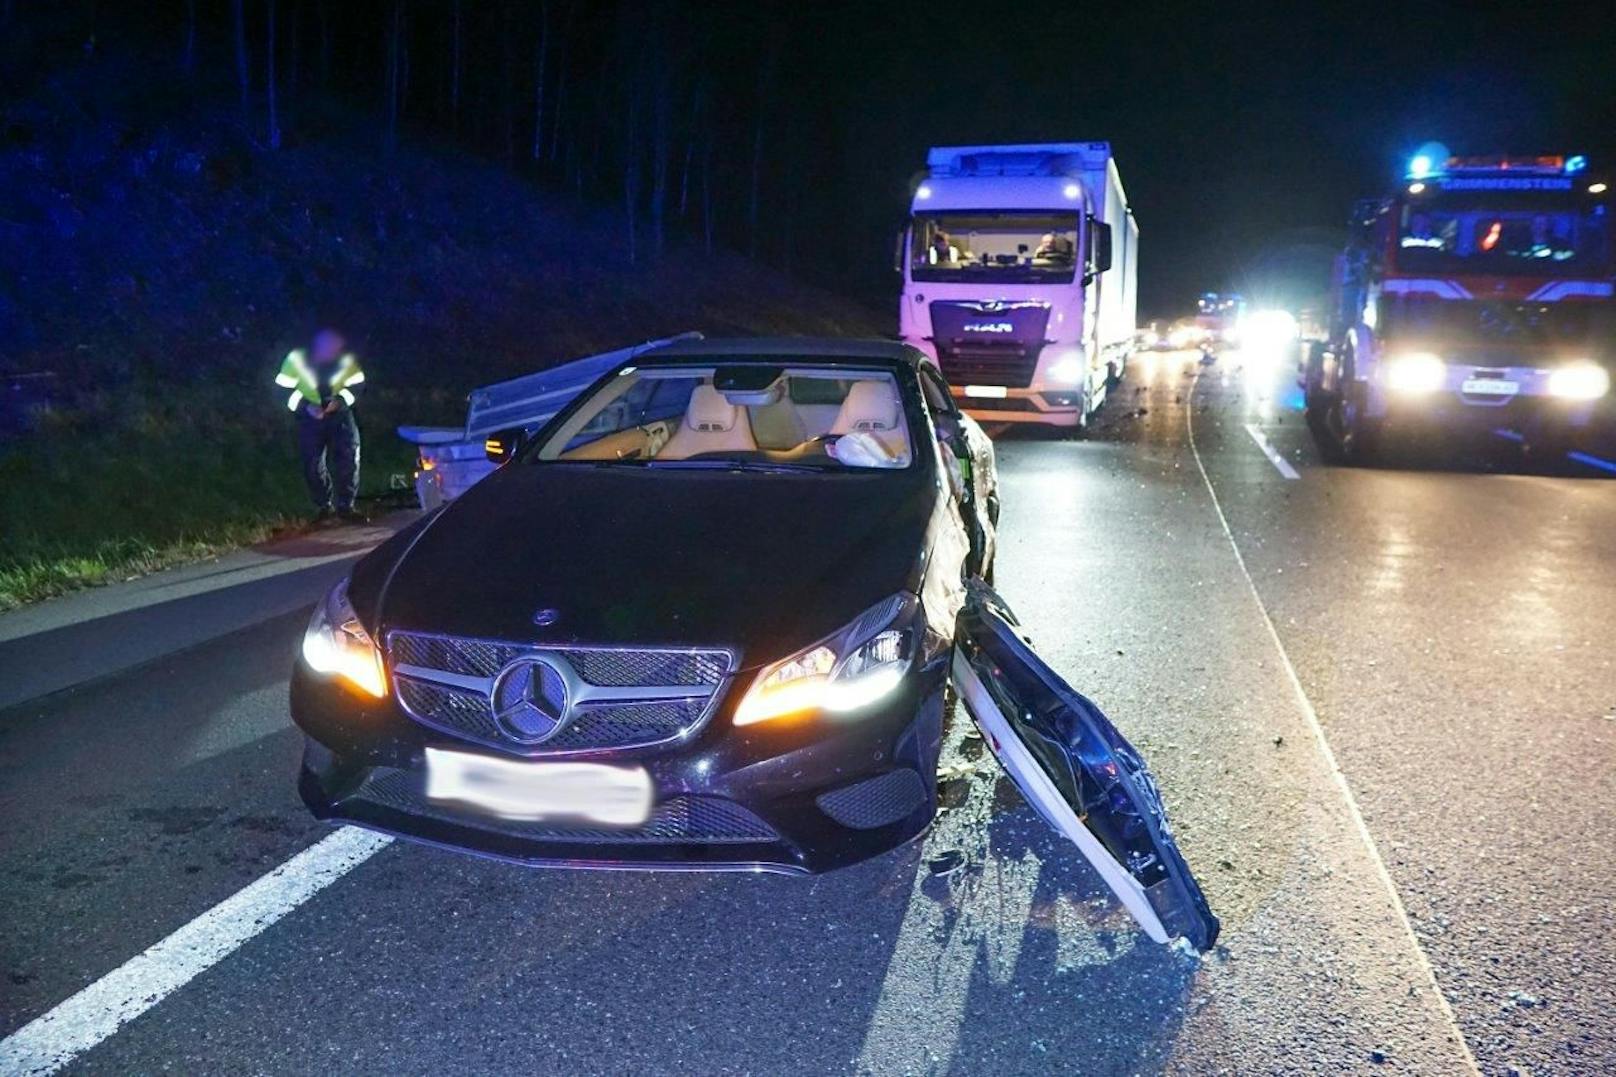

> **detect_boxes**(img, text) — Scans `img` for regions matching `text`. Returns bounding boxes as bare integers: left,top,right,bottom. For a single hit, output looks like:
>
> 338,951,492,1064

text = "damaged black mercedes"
291,336,1218,951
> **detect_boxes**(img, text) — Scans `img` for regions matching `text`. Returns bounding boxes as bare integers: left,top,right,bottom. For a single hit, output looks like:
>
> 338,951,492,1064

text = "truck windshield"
911,213,1080,284
1395,192,1611,277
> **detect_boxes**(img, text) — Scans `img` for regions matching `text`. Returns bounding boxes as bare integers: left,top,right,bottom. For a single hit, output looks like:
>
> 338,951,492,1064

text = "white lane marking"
1244,423,1301,479
1191,378,1481,1075
0,827,392,1076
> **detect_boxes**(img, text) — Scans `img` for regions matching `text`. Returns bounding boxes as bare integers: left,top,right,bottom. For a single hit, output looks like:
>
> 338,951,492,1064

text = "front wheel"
1312,382,1381,466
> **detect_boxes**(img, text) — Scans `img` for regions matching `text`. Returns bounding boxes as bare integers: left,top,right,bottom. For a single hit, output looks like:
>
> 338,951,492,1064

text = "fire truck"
1303,150,1613,463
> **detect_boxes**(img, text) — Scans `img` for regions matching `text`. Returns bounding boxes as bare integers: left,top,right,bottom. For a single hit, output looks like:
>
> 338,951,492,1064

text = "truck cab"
898,143,1138,430
1306,151,1614,462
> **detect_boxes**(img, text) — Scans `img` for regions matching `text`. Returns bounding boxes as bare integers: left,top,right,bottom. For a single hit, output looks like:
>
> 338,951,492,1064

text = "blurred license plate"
1462,377,1518,396
424,748,652,826
963,384,1009,399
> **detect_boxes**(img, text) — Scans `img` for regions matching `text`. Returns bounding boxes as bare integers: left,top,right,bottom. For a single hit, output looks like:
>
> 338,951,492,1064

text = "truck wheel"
1313,383,1380,466
1343,414,1383,465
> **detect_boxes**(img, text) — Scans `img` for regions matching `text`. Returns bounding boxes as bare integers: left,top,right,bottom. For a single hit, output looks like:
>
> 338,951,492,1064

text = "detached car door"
952,583,1220,951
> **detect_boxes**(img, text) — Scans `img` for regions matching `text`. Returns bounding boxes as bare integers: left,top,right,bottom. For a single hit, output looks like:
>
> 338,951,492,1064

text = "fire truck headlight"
1383,352,1446,394
1547,361,1610,401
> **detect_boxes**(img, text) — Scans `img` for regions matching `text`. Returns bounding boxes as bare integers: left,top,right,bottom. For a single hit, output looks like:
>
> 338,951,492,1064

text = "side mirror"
894,227,909,274
484,428,524,464
1091,220,1114,275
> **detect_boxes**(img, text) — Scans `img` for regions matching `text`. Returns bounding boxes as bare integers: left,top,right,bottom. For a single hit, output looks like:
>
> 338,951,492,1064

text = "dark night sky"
11,1,1616,323
797,0,1616,316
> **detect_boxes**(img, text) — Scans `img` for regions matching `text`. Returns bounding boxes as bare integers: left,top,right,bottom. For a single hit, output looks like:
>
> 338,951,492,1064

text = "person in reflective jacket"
275,329,367,523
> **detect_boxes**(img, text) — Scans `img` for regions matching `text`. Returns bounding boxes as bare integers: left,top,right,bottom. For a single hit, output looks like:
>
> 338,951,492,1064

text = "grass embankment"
0,54,884,609
0,383,428,609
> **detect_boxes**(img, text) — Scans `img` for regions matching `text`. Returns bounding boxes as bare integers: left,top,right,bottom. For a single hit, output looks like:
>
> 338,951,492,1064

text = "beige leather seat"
658,385,758,459
830,379,910,461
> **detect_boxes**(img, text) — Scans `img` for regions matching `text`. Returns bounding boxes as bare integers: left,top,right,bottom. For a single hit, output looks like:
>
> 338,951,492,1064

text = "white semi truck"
898,142,1138,429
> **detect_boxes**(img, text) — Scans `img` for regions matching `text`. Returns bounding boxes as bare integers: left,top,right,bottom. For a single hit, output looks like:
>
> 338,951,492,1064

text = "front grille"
389,634,522,678
936,343,1040,388
562,649,726,687
387,631,732,755
356,769,776,845
816,769,928,830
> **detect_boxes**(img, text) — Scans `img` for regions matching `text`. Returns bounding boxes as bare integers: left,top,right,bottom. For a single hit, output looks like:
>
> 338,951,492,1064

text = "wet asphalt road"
1,350,1612,1075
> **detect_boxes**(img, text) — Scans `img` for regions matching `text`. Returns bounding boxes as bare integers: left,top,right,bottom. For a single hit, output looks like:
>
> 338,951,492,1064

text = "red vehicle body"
1304,153,1614,462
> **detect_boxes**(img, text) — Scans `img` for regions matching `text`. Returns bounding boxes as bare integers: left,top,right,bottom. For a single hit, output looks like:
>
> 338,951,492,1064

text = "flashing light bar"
1405,150,1591,181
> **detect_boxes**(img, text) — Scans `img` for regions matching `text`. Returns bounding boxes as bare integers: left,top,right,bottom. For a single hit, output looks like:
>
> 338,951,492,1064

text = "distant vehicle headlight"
302,578,386,697
1383,352,1446,394
734,594,916,726
1546,361,1610,401
1168,328,1195,349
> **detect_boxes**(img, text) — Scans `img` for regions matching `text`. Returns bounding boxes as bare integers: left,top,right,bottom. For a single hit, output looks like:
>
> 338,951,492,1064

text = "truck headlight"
1046,350,1086,385
1547,361,1610,401
734,594,917,726
301,578,386,697
1383,352,1446,394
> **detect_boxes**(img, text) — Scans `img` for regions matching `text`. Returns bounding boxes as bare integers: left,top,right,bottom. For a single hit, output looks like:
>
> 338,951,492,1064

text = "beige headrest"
833,379,902,433
684,385,739,432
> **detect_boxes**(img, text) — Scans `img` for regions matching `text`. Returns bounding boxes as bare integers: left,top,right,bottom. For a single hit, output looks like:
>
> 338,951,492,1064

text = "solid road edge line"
1191,377,1481,1075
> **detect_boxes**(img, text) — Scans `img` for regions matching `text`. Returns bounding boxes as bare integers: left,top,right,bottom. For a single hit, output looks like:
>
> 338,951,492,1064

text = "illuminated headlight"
734,594,916,726
1046,351,1086,385
1383,352,1446,394
1546,361,1610,401
1168,328,1193,349
301,578,386,697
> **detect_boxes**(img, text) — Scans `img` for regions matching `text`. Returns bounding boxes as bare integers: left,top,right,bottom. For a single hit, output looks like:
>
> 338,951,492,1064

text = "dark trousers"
296,409,361,511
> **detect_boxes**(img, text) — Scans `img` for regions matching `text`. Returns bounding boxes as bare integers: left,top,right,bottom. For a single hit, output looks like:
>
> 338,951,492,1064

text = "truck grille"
387,631,731,756
935,342,1042,388
929,299,1052,388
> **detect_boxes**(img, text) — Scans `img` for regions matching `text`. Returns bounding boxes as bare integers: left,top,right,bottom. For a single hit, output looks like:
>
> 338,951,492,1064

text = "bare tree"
449,0,462,133
530,1,549,161
623,88,640,266
266,0,281,149
648,20,673,256
501,2,516,162
547,0,574,162
701,125,714,256
678,81,704,219
385,0,403,150
318,0,330,89
233,0,250,118
747,38,779,258
287,2,300,98
182,0,196,76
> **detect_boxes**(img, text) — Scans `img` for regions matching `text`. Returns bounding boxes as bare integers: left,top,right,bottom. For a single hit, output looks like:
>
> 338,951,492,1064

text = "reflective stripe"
338,388,356,407
342,371,366,387
274,373,298,388
286,390,303,412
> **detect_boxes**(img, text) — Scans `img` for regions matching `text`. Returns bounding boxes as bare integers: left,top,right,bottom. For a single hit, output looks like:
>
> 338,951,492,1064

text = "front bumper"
292,656,947,875
1371,386,1610,437
951,388,1086,426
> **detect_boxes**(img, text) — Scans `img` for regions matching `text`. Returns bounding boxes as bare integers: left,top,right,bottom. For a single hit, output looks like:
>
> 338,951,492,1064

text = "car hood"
370,463,936,665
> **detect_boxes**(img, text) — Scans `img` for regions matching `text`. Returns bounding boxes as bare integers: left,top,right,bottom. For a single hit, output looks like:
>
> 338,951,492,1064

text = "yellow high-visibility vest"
274,349,366,411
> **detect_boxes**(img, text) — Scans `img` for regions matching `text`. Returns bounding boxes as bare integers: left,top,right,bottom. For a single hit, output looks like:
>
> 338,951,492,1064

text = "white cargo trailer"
898,142,1138,429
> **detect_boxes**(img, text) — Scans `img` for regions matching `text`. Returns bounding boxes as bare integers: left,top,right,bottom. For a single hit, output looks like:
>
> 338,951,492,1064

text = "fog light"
1546,361,1610,401
1383,352,1446,394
